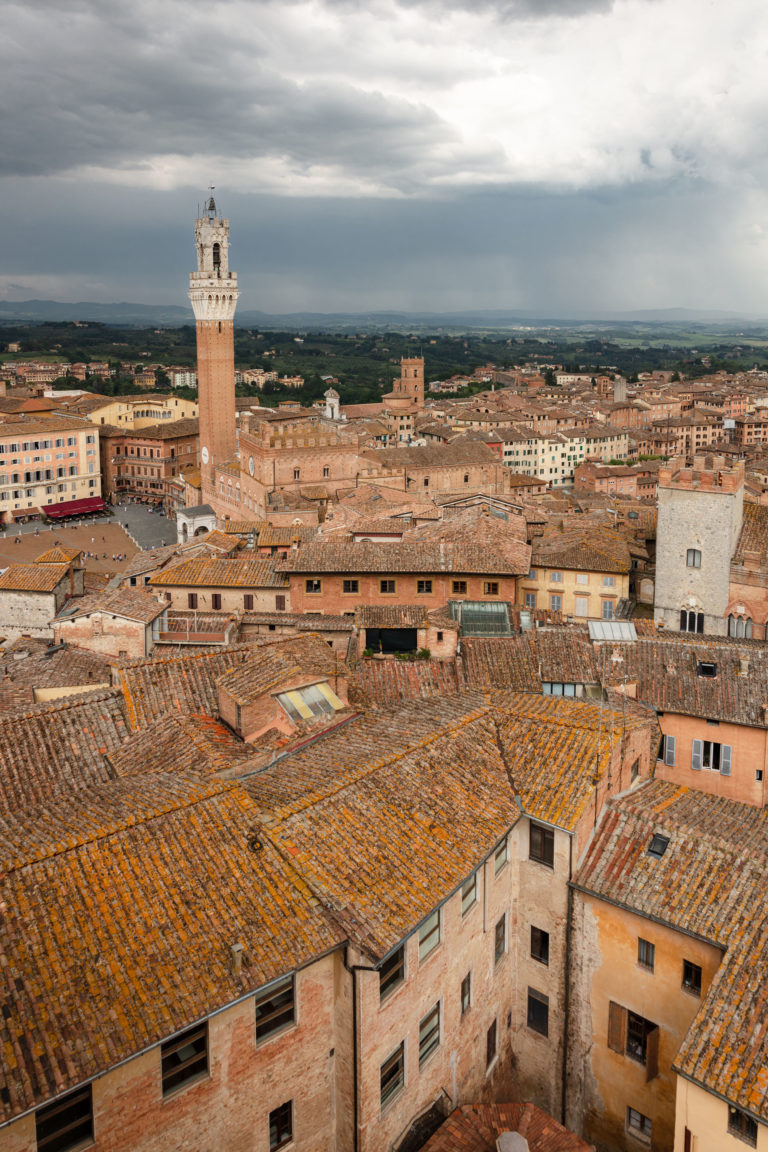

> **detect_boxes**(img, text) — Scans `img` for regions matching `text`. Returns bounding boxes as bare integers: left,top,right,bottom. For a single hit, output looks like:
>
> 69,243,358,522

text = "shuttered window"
663,735,676,766
608,1002,659,1081
692,740,732,773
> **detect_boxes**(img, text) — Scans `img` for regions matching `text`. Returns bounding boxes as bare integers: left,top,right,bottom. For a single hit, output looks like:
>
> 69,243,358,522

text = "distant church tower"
189,195,239,480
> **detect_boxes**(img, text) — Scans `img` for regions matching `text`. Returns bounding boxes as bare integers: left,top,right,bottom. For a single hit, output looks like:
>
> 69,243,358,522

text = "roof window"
647,834,670,859
276,681,344,722
697,661,717,678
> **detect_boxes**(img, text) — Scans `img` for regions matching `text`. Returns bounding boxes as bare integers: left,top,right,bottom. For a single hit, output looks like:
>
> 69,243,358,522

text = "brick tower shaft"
189,196,239,479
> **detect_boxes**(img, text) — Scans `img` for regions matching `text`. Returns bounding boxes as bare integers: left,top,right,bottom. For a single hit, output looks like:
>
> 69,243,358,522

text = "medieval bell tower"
189,195,239,481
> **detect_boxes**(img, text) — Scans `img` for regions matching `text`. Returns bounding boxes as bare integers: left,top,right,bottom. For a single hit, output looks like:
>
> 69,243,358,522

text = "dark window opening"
255,975,295,1042
35,1085,93,1152
530,822,554,867
161,1022,208,1095
728,1107,758,1147
527,988,549,1036
379,946,405,1001
531,926,549,965
380,1043,405,1108
682,959,702,996
486,1019,497,1067
269,1101,293,1151
648,833,670,858
638,938,655,971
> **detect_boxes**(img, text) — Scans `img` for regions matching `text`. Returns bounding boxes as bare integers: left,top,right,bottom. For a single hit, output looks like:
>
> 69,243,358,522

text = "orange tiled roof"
422,1103,592,1152
0,562,70,592
149,557,288,588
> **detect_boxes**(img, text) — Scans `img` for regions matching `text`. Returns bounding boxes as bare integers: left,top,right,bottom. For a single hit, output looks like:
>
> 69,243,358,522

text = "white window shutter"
691,739,703,771
721,745,732,776
664,735,676,767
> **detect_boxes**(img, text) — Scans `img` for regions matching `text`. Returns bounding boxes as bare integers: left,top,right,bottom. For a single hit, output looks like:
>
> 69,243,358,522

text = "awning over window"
42,496,108,519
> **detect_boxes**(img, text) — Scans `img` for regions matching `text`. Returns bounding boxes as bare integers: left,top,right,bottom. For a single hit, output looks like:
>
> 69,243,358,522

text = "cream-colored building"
0,416,102,523
68,394,198,430
519,529,632,620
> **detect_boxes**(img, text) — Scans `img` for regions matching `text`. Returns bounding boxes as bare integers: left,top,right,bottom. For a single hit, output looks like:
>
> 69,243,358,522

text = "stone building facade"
654,456,744,635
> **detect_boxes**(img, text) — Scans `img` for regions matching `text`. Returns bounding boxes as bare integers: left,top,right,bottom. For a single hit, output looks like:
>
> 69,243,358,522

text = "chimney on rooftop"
230,942,245,977
740,656,750,677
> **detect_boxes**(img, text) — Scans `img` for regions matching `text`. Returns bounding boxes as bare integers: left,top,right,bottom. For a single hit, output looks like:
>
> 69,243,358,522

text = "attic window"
648,834,670,859
698,661,717,678
276,681,343,722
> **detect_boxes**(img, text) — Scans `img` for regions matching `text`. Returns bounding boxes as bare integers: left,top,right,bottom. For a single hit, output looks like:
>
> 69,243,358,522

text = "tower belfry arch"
189,194,239,483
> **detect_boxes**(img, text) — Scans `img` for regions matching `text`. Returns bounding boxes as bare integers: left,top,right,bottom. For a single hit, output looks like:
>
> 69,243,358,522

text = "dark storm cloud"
1,0,464,186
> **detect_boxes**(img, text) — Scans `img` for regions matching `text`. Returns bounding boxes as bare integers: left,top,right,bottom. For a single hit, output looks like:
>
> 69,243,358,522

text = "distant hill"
0,299,766,331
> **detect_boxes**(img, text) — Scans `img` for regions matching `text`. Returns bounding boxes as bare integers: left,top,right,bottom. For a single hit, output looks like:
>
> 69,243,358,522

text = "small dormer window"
648,834,669,858
698,661,717,678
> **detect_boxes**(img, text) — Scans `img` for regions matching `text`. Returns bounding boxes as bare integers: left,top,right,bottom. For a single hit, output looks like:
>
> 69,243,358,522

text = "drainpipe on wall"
561,833,574,1128
345,949,378,1152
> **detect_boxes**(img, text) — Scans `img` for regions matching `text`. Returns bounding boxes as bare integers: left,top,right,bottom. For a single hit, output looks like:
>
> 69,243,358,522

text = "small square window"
531,926,549,965
461,873,478,916
686,548,702,568
530,822,554,867
638,938,655,971
305,578,322,594
452,580,467,594
343,579,359,594
461,972,472,1015
417,579,432,594
161,1021,208,1095
550,571,563,582
419,909,441,962
627,1107,652,1140
483,581,499,596
380,579,396,594
682,959,702,996
648,834,669,858
602,575,616,586
379,945,405,1001
527,988,549,1036
494,914,507,964
269,1101,293,1150
35,1085,93,1152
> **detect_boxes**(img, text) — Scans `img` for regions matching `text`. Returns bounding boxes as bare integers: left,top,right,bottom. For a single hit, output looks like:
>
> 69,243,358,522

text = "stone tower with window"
654,455,744,635
189,196,239,483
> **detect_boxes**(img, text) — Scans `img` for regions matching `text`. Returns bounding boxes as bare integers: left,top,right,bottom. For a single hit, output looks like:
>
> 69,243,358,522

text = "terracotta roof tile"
149,557,288,588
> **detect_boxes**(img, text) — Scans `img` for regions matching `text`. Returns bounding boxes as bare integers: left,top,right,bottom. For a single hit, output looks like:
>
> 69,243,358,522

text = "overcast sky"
2,0,768,316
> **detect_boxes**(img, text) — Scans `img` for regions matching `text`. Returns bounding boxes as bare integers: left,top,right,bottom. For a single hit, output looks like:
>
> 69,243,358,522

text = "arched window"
212,242,221,270
728,614,753,639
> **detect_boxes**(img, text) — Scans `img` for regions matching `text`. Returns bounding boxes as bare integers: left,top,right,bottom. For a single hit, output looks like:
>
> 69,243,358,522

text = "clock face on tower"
248,456,255,477
201,446,209,465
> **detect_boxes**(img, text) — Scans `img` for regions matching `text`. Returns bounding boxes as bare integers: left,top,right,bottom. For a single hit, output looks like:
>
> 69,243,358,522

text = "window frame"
255,974,296,1044
531,925,550,966
380,1042,405,1110
637,938,655,972
527,987,549,1037
416,579,433,595
627,1107,652,1141
483,581,499,596
161,1021,209,1097
461,873,478,916
35,1085,93,1152
682,959,702,997
494,914,507,965
269,1100,293,1151
728,1106,758,1147
486,1019,497,1069
686,548,702,568
305,578,322,594
342,578,359,594
460,971,472,1015
418,908,441,963
418,1002,441,1067
529,822,555,868
452,579,467,594
379,945,406,1002
494,836,508,875
380,578,396,595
